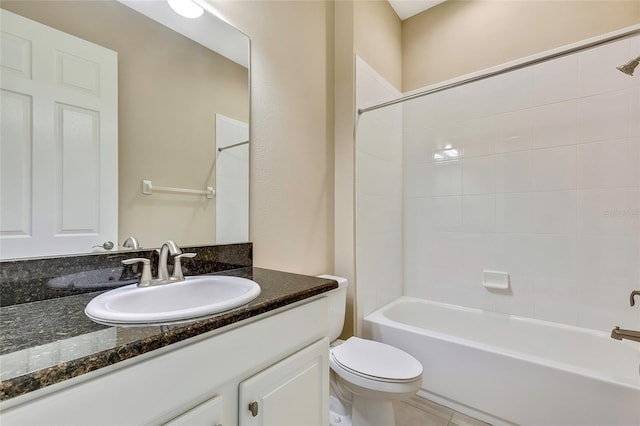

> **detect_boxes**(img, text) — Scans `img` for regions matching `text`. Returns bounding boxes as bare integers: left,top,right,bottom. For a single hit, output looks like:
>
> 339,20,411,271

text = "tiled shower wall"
403,33,640,331
355,57,403,330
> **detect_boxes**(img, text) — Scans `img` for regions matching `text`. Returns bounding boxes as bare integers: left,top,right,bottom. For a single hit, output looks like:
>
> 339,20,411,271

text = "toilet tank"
317,275,348,342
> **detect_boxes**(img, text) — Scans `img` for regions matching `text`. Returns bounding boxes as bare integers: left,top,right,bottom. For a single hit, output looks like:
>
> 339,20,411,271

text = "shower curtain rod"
218,140,249,152
358,26,640,115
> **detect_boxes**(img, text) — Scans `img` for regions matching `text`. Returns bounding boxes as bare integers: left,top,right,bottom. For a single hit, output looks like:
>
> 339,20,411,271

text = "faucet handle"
122,258,152,286
630,290,640,307
172,253,196,281
122,236,141,250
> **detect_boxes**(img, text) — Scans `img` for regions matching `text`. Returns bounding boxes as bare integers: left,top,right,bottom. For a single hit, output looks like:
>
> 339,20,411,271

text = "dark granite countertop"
0,267,338,401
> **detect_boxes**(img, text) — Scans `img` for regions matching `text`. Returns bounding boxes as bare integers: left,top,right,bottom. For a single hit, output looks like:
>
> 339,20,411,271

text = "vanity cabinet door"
164,395,223,426
239,338,328,426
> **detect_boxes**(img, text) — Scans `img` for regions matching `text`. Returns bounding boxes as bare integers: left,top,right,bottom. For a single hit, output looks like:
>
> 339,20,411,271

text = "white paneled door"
0,10,118,259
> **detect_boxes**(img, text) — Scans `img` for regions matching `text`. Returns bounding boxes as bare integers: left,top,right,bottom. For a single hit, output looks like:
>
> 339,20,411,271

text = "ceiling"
387,0,447,20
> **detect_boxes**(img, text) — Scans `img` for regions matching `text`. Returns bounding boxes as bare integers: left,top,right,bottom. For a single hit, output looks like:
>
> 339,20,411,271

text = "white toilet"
319,275,423,426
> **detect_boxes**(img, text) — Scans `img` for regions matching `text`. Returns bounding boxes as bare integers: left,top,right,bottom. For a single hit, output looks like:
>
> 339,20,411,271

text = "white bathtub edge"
364,296,640,390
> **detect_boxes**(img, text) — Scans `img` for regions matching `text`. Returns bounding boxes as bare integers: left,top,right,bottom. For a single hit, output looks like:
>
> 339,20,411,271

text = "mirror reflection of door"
0,10,118,259
215,114,249,244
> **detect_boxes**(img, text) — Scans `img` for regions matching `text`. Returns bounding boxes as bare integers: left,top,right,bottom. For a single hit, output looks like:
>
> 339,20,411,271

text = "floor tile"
449,411,492,426
393,400,450,426
403,396,455,421
392,396,491,426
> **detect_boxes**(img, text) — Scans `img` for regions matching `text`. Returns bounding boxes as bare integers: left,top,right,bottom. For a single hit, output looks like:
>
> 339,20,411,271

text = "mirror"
0,0,250,260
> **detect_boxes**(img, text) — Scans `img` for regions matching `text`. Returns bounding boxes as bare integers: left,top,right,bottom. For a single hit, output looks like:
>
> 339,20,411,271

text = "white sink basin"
85,275,261,326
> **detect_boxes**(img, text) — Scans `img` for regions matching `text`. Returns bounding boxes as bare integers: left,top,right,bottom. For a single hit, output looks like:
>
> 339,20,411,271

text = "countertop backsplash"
0,243,253,307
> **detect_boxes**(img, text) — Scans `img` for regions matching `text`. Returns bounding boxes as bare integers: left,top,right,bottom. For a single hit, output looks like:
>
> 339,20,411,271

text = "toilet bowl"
318,275,423,426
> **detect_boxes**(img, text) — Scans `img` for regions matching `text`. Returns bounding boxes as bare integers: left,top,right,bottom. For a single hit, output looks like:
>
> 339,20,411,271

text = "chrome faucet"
121,240,196,287
171,253,196,280
610,290,640,344
157,240,182,281
611,326,640,343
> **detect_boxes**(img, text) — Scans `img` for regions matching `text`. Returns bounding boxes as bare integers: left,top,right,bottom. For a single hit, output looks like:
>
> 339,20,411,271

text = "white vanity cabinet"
239,338,328,425
0,298,329,426
164,395,223,426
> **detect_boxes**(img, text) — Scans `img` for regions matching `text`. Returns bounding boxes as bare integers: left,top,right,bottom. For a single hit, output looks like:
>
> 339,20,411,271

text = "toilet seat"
329,337,423,397
331,337,422,382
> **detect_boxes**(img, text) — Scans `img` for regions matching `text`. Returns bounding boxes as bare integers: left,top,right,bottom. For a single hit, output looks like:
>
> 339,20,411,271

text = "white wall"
402,31,640,331
355,57,402,332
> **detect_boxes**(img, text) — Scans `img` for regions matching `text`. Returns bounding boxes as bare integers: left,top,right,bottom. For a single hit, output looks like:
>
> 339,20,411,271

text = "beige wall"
2,1,249,249
209,0,336,275
403,0,640,91
354,0,403,91
334,0,357,338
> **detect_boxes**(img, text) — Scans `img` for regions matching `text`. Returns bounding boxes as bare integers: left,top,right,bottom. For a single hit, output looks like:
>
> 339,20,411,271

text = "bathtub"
363,297,640,426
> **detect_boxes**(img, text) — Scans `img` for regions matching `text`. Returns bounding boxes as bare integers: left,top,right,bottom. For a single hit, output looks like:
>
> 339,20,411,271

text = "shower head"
616,55,640,76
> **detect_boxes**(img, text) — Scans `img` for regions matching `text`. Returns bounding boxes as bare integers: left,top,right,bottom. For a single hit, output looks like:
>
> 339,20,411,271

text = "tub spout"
611,326,640,343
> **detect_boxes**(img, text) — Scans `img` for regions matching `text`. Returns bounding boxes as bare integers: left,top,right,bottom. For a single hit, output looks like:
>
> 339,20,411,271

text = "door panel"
0,89,32,236
238,339,329,426
0,9,117,258
57,103,99,233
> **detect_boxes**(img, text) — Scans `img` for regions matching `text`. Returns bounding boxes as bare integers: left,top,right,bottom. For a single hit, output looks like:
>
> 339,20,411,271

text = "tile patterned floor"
393,396,491,426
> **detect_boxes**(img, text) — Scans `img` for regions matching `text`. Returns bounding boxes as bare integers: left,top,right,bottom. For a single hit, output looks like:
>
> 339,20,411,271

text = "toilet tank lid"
317,274,348,289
